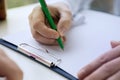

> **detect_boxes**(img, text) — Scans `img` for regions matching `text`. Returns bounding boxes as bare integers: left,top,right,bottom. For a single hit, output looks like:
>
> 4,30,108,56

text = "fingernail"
111,40,120,48
55,33,60,39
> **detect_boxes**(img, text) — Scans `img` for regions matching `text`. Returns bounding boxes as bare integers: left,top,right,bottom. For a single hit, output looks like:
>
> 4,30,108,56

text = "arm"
45,0,92,16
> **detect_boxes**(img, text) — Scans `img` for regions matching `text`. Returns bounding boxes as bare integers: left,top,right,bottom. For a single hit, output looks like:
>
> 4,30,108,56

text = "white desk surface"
0,3,120,80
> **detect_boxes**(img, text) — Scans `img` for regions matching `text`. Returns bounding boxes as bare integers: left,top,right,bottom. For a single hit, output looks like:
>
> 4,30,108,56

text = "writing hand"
29,2,72,45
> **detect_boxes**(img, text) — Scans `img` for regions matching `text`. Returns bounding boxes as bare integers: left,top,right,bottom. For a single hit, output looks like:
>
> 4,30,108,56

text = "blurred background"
6,0,119,16
7,0,38,9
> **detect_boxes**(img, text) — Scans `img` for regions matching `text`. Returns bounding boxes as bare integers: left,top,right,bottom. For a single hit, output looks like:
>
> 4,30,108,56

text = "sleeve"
46,0,84,16
113,0,120,16
45,0,94,26
45,0,93,16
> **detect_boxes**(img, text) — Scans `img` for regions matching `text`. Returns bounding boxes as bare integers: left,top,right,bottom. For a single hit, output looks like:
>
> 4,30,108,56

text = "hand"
0,48,23,80
29,2,72,45
78,41,120,80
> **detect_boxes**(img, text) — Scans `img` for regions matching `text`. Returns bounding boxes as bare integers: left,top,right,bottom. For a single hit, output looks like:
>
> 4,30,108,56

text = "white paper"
2,10,120,78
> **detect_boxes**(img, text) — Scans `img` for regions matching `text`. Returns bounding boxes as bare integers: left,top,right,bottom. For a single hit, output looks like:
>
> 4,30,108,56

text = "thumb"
57,11,72,36
111,41,120,48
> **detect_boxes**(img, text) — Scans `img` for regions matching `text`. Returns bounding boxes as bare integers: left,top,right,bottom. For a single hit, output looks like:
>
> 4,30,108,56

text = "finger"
47,6,60,25
57,10,72,36
29,6,59,39
31,29,57,45
29,6,44,26
84,57,120,80
33,20,59,39
31,30,65,45
78,45,120,79
50,2,72,36
111,41,120,48
107,70,120,80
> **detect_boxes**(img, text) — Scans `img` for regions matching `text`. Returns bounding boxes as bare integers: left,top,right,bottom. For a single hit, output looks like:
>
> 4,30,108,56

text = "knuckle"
99,55,108,64
59,19,71,29
66,10,72,17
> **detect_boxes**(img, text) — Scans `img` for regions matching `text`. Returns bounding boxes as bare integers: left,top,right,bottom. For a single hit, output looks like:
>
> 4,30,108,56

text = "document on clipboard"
0,13,120,79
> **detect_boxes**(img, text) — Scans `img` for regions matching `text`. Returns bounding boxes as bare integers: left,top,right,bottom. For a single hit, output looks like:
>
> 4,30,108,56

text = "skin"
29,2,120,80
28,2,72,45
0,48,23,80
78,41,120,80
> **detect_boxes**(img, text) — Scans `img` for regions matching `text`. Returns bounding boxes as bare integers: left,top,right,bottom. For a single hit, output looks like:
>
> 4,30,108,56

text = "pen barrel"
39,0,64,49
57,37,64,49
39,0,57,30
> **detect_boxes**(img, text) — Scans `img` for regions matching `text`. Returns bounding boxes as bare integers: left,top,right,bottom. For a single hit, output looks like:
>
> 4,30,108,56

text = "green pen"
38,0,64,50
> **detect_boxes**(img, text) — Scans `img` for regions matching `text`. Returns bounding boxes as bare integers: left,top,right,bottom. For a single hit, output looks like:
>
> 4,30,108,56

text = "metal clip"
17,43,61,67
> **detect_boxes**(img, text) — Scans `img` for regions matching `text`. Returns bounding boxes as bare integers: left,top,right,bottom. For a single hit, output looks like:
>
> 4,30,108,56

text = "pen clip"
17,43,62,67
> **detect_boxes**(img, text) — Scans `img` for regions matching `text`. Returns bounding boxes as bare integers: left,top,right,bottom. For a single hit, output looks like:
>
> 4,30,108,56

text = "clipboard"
0,28,81,80
0,38,77,80
0,11,120,80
